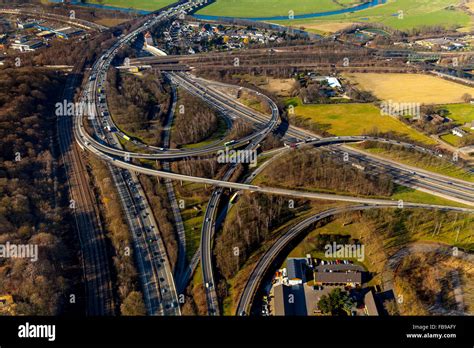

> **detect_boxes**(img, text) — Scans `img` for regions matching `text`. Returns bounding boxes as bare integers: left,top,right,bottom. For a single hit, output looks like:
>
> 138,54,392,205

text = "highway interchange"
61,0,474,316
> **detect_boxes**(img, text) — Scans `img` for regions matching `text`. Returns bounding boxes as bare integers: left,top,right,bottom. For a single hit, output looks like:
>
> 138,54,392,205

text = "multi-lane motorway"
66,0,474,317
77,72,474,314
72,2,204,315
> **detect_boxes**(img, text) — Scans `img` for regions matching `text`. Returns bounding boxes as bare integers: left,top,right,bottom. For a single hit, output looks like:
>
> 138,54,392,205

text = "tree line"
0,67,81,315
107,69,170,146
171,89,220,147
215,193,309,280
261,148,394,197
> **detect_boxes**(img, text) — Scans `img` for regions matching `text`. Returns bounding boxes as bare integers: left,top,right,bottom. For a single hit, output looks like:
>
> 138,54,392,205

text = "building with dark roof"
17,20,37,29
11,40,43,52
287,258,308,284
314,271,362,287
273,284,307,316
34,23,84,39
364,290,379,316
315,264,364,273
56,27,84,39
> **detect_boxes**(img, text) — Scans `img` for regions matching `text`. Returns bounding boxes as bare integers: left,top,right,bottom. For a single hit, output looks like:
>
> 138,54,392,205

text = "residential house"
452,127,467,137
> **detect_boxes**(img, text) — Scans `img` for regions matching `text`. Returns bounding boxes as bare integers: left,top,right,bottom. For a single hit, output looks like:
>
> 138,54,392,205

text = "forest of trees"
0,67,80,315
215,193,309,281
260,148,394,197
171,157,223,179
107,69,170,146
171,89,220,147
2,28,118,69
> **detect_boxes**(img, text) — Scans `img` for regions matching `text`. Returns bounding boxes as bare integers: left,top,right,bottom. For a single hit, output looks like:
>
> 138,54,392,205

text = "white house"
452,127,467,138
326,77,342,89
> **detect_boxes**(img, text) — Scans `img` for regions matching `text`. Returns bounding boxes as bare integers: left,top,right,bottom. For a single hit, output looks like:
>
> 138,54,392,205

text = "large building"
273,284,307,316
314,271,362,287
314,263,363,287
11,40,43,52
34,22,84,39
286,258,308,285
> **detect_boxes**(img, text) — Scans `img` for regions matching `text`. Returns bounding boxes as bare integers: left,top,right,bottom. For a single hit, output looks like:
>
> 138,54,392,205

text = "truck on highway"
123,135,131,141
224,140,236,147
229,192,239,204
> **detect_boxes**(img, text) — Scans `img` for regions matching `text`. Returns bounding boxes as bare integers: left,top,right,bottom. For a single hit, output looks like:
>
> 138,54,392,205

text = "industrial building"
11,39,43,52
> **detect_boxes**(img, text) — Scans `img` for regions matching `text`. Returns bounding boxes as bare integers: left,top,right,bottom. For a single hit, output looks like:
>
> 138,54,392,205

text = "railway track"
57,64,115,316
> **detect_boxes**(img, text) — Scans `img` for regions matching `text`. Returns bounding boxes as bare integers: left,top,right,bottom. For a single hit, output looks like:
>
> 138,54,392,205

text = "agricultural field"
468,0,474,12
234,75,297,98
442,103,474,125
85,0,176,11
440,133,464,147
299,21,357,34
276,0,471,32
288,100,436,145
93,17,130,26
254,78,296,98
196,0,363,18
343,73,474,104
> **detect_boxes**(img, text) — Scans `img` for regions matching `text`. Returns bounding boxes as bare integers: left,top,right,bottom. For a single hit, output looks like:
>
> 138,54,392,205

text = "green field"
288,99,436,145
440,133,464,147
197,0,363,18
86,0,470,31
391,185,470,208
438,104,474,148
276,0,471,32
174,182,208,261
442,103,474,125
85,0,176,11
